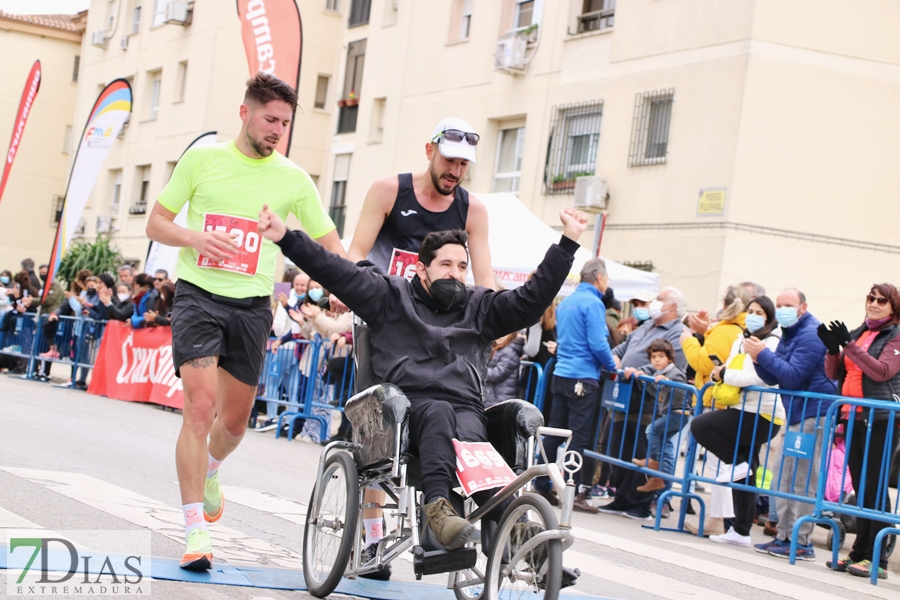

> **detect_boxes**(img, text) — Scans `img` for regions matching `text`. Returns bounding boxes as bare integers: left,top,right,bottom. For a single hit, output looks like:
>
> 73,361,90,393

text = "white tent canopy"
476,193,659,300
334,192,659,301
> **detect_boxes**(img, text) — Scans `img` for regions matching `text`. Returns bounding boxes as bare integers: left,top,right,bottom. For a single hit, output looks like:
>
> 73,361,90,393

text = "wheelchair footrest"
412,545,477,577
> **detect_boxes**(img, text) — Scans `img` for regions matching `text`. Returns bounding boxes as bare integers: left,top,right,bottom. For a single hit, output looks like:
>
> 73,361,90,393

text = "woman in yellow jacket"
681,284,750,535
681,285,750,405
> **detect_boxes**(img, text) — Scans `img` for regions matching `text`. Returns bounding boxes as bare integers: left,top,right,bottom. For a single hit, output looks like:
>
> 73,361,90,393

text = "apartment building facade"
0,11,85,266
15,0,899,323
320,0,900,321
70,0,344,266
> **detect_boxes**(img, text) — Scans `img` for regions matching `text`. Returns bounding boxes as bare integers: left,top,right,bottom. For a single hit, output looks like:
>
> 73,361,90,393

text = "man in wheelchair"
258,204,586,549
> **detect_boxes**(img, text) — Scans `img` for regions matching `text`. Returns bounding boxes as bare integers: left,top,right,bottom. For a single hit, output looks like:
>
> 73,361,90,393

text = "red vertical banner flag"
236,0,303,157
0,60,41,206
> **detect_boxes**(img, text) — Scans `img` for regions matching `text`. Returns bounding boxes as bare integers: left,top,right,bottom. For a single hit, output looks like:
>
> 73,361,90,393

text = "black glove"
829,321,852,348
816,323,840,355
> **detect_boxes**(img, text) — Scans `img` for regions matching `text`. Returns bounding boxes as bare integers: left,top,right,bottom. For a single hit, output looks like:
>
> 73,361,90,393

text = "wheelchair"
301,381,582,600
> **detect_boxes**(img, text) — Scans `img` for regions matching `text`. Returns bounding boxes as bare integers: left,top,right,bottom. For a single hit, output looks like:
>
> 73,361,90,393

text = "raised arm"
481,209,586,339
260,205,391,324
465,195,496,290
347,177,398,263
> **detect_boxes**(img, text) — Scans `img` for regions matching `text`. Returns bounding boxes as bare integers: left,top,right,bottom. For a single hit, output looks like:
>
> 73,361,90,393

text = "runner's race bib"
197,213,262,276
453,439,516,495
389,248,418,281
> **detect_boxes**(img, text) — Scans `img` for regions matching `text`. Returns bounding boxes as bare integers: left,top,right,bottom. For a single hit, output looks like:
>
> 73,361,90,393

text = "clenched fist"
559,208,589,242
258,204,287,243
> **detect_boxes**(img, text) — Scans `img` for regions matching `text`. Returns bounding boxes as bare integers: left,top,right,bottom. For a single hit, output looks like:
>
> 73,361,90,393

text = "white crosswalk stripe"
2,465,899,599
0,467,303,569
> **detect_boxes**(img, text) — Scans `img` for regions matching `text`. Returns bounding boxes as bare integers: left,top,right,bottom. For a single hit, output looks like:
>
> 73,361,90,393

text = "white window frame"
131,1,142,34
149,72,162,119
492,127,526,193
459,0,473,39
152,0,169,27
110,170,123,231
562,114,600,177
175,61,187,102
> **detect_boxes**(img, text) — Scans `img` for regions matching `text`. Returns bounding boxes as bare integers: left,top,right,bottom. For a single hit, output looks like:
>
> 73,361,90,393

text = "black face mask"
39,273,47,283
427,275,467,311
86,288,98,298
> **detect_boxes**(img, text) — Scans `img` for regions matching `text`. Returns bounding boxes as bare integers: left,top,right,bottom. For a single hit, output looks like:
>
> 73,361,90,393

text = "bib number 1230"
196,213,261,276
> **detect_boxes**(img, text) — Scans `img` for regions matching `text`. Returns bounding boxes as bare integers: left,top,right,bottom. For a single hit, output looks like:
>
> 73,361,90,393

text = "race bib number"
453,439,516,495
389,248,418,281
196,213,262,276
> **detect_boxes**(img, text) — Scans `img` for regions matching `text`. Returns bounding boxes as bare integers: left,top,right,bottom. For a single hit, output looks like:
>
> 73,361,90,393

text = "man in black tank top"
346,118,494,580
349,118,495,288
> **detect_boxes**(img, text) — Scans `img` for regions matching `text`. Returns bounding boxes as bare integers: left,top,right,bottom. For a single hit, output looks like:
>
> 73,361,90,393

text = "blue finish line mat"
1,546,605,599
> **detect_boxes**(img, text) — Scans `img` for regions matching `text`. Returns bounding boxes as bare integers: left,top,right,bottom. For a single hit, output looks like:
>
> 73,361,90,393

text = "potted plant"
345,90,359,107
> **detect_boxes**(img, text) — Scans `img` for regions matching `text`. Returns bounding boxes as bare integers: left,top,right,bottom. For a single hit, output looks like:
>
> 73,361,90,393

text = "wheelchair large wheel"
303,451,359,598
451,498,488,600
484,494,562,600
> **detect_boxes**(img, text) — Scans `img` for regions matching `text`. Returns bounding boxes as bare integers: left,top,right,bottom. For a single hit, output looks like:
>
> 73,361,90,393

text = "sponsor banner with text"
236,0,302,156
0,60,41,207
87,321,184,409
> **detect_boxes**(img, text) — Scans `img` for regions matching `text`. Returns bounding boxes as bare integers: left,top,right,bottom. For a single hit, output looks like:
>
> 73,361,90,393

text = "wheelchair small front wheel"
302,451,359,598
484,494,562,600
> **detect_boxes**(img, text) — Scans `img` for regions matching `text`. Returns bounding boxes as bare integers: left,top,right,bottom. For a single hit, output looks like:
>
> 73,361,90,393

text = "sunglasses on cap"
867,294,889,306
432,129,480,147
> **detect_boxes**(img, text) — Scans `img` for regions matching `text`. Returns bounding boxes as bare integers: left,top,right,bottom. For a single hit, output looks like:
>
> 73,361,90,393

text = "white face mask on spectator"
117,293,131,303
649,299,665,320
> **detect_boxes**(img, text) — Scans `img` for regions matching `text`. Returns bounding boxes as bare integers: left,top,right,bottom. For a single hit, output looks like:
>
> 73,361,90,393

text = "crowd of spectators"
527,266,899,581
0,260,176,384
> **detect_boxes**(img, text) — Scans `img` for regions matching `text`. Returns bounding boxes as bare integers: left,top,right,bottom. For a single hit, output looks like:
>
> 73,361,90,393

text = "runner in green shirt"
146,73,345,571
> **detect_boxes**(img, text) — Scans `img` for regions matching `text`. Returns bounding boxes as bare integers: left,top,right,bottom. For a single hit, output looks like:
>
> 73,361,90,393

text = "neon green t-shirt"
157,140,335,298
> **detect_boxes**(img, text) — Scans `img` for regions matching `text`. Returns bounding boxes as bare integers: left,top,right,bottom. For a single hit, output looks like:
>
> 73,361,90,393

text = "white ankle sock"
183,503,207,537
207,452,223,479
363,518,384,549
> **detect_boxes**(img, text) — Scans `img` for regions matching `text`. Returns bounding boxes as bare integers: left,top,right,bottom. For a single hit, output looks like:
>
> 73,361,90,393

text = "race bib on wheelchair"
388,248,417,281
196,213,262,276
452,439,516,495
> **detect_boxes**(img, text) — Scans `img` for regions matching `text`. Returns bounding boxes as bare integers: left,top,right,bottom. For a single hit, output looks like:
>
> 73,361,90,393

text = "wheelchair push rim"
485,494,562,600
302,450,359,598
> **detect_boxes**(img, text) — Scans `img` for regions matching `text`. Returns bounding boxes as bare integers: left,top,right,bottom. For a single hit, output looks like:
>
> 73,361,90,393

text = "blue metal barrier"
585,373,704,533
0,312,38,366
519,360,546,411
796,397,900,584
256,337,357,442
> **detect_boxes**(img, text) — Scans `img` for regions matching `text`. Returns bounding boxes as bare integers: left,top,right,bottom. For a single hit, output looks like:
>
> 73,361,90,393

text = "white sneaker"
710,527,751,547
715,461,749,483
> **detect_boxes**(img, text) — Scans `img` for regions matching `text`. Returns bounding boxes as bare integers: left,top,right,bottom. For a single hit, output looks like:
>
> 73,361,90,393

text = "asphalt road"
1,373,898,599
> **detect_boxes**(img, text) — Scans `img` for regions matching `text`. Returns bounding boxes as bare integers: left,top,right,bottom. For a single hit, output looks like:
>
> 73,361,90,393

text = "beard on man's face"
248,128,276,157
429,162,460,196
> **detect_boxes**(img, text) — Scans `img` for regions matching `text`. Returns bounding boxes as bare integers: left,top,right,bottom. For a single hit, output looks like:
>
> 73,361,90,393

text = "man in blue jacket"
533,258,616,513
743,287,837,561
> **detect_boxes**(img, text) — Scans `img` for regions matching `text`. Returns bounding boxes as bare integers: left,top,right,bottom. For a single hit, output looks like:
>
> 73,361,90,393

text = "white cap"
431,117,478,164
631,290,656,302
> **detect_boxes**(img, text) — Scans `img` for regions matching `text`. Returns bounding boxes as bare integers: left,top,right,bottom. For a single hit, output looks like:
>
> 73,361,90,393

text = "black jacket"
104,297,135,322
276,230,578,406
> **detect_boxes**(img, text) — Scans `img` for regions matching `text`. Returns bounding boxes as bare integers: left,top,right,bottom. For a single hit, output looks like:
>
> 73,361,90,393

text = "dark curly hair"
417,230,469,267
244,72,298,112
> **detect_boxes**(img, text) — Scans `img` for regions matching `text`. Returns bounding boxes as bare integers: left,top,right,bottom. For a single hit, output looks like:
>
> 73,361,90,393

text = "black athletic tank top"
368,173,470,272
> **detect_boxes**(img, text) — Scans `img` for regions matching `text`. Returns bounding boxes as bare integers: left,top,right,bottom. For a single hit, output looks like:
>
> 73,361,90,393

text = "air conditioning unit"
494,36,527,71
164,1,192,25
573,176,609,213
91,30,109,47
119,36,129,50
96,215,111,234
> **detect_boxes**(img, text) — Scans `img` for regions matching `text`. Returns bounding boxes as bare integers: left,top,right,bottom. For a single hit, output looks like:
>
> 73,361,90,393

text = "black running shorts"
170,279,273,386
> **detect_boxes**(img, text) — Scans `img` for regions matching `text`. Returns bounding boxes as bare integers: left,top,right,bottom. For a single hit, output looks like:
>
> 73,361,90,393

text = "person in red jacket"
818,283,900,580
